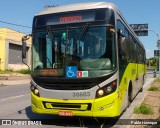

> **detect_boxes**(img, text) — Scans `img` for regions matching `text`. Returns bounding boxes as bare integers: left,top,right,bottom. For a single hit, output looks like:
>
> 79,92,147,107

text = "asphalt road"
0,72,155,128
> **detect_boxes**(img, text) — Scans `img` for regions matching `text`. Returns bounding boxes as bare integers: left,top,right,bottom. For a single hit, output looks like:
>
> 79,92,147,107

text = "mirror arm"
22,34,32,71
22,57,30,71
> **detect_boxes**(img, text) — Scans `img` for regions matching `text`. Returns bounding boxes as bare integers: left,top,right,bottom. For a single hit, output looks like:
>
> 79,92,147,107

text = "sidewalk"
129,79,160,128
0,73,30,86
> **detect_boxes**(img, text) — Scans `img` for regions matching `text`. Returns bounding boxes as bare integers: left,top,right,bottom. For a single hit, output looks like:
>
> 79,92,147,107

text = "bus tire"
140,75,145,92
128,82,133,107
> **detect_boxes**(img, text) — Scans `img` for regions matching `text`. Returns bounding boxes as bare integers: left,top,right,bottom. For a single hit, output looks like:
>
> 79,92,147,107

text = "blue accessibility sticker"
66,66,77,78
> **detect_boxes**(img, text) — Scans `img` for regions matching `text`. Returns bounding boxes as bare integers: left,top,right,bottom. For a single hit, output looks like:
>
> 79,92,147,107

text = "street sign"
130,24,148,36
130,24,148,30
134,30,148,36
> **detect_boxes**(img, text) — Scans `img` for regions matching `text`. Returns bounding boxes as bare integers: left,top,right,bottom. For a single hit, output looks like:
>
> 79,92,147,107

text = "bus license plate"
59,111,73,116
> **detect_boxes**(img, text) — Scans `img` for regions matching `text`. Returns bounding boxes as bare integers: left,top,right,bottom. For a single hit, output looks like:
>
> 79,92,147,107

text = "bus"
22,2,146,117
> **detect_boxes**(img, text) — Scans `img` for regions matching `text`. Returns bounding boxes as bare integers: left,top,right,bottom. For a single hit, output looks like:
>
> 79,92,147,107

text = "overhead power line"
0,20,31,28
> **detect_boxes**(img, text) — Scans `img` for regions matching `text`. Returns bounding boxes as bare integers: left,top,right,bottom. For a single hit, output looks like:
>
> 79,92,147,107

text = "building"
0,28,31,71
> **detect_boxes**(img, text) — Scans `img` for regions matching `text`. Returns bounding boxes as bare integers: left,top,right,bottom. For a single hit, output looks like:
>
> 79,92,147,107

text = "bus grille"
39,83,95,90
42,101,92,111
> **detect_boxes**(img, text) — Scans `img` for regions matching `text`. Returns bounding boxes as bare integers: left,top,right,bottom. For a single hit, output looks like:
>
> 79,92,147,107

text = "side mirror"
117,29,123,36
22,40,26,59
22,35,31,59
21,35,31,69
117,29,127,56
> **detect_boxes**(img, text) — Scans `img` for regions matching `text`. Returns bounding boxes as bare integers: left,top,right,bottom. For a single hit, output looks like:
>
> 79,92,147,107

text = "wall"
0,28,6,70
0,28,31,71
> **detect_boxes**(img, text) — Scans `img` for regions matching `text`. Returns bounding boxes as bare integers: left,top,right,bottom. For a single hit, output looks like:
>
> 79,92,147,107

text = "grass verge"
148,86,160,91
16,69,30,74
0,69,30,74
154,78,160,82
134,103,153,115
0,69,13,74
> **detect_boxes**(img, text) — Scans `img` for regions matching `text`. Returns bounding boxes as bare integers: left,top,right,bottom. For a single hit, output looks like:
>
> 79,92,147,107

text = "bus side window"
117,29,127,57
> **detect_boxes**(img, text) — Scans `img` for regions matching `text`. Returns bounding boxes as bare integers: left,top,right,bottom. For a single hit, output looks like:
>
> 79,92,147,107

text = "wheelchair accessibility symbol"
66,66,77,78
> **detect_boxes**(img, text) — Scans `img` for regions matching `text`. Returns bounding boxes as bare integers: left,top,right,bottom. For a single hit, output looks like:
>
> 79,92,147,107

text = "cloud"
146,49,152,54
146,49,153,59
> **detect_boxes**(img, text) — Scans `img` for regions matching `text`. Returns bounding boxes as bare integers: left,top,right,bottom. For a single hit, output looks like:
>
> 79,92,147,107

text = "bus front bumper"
31,92,120,117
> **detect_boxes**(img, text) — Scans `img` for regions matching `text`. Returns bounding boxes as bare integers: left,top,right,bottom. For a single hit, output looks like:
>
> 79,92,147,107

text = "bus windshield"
32,26,116,78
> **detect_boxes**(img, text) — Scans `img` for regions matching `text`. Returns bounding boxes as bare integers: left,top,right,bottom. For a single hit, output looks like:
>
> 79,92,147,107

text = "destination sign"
60,16,82,23
34,9,108,26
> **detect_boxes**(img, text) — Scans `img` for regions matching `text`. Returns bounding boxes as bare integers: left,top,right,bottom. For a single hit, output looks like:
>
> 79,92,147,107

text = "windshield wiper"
46,27,58,52
73,23,90,52
46,27,59,68
78,23,90,40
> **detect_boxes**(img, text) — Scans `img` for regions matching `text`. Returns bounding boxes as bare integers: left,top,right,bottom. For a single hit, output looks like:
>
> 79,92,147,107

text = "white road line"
0,94,30,102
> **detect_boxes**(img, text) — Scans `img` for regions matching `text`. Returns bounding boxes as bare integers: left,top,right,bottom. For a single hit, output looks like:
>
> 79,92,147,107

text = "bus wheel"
128,83,133,107
139,76,144,92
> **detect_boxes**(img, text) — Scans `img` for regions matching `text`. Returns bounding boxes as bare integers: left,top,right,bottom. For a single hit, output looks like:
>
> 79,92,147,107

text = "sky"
0,0,160,59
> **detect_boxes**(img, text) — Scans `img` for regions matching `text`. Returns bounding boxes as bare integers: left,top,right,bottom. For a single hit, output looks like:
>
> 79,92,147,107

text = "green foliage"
134,104,153,115
0,69,30,74
147,58,158,70
154,78,160,82
150,58,157,66
0,69,13,74
16,69,30,74
148,86,160,91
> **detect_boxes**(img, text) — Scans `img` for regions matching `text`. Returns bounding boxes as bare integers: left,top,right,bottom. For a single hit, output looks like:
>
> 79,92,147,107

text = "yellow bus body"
31,91,120,117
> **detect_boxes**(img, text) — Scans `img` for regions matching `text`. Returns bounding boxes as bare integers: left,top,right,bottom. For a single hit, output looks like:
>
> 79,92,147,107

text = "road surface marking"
0,94,30,102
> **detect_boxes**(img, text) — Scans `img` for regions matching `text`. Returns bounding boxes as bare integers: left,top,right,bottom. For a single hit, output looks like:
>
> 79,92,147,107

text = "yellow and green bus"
22,2,146,117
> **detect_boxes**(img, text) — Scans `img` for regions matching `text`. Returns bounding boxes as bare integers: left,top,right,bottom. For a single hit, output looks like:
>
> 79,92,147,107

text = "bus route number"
73,92,90,97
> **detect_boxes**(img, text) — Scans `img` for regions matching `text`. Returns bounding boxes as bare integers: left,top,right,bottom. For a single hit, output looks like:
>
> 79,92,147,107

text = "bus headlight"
34,89,39,95
30,83,40,97
96,80,117,98
105,86,112,93
97,89,105,97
